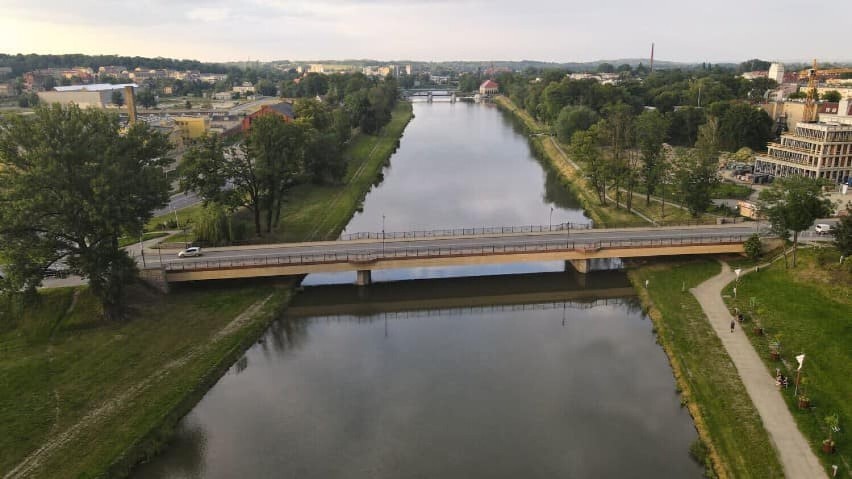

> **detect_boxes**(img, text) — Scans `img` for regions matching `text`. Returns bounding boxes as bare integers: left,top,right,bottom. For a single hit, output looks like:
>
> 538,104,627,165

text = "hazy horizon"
3,0,851,65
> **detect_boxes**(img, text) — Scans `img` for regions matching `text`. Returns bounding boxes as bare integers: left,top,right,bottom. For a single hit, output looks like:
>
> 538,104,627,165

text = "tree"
136,89,157,108
570,128,607,205
673,148,719,217
111,90,124,108
821,90,842,103
758,176,834,267
0,105,170,319
744,234,762,260
831,205,852,256
666,107,706,146
555,106,599,143
635,109,670,205
597,63,615,74
717,102,773,152
598,103,634,209
185,100,192,109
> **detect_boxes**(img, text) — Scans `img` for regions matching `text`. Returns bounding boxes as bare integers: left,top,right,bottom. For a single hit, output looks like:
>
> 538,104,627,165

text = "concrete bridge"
152,224,757,286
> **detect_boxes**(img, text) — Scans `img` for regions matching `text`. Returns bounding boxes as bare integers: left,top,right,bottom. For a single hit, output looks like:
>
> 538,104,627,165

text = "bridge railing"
163,234,751,273
338,222,594,241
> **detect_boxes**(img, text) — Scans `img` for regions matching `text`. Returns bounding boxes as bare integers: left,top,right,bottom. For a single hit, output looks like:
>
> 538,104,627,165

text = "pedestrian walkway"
691,262,827,479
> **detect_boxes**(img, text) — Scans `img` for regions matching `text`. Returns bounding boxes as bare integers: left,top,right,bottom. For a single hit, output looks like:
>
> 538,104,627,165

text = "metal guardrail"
163,234,751,273
338,222,593,241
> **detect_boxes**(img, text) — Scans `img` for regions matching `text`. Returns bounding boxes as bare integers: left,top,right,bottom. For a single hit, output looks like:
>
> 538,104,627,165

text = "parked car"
815,224,834,235
177,246,203,258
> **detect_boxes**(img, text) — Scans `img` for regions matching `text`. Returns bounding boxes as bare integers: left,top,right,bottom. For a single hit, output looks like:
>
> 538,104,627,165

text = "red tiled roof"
480,80,498,89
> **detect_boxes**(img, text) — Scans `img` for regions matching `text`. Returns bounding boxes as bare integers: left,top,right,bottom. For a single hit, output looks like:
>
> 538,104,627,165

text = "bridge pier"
356,269,372,286
565,259,591,274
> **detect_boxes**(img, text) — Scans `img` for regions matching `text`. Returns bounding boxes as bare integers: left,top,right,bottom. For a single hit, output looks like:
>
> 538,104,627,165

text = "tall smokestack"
650,43,655,73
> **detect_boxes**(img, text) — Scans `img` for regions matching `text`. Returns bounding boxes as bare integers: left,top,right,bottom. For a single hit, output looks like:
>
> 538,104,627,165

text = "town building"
37,83,138,109
479,80,499,95
768,63,785,84
755,97,852,185
0,83,14,97
232,82,256,95
240,102,295,132
173,116,210,145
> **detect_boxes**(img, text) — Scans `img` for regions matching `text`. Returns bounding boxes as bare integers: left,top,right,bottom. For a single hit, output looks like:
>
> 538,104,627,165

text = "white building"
755,97,852,184
37,83,138,109
768,63,785,84
232,82,255,94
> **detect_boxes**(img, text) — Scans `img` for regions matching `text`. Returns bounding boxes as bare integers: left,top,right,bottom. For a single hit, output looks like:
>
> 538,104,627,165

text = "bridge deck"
159,224,757,282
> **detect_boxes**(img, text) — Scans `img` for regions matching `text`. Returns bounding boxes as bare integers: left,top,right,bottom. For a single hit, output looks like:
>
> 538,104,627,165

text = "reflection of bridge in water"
401,89,476,103
286,270,639,319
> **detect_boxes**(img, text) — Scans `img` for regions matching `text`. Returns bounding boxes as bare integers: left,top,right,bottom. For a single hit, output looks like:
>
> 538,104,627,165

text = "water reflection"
134,271,699,479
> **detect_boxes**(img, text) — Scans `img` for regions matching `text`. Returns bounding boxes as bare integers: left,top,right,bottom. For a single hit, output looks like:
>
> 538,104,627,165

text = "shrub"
744,234,762,261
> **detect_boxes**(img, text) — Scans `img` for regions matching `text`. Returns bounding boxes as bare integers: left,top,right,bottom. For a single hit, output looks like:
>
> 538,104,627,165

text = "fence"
163,234,751,273
338,222,594,241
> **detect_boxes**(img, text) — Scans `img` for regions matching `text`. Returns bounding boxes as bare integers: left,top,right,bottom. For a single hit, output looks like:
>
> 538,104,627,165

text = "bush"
744,234,762,261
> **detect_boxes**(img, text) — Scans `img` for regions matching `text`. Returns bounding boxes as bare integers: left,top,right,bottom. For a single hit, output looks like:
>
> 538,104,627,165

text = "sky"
1,0,850,64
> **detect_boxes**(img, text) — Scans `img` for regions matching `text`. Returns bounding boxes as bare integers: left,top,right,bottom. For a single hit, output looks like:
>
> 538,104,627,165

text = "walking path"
691,262,827,479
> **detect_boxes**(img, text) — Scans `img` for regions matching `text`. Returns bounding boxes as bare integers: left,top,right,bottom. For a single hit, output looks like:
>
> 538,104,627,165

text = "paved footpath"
691,262,827,479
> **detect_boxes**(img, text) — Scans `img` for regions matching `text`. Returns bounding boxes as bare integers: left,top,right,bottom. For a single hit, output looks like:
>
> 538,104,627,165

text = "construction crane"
802,59,819,123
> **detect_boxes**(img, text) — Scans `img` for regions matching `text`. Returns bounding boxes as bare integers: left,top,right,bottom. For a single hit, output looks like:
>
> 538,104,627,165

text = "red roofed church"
479,80,499,95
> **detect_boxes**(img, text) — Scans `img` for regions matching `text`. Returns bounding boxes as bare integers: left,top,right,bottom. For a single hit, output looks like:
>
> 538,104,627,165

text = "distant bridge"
148,224,757,287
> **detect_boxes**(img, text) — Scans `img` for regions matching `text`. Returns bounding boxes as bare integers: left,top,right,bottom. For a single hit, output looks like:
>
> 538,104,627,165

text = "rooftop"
53,83,138,92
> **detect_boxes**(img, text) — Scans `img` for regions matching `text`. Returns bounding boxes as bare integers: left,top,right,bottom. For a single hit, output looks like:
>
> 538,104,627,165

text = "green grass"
629,258,784,479
0,283,292,477
723,248,851,475
146,202,205,233
713,181,754,200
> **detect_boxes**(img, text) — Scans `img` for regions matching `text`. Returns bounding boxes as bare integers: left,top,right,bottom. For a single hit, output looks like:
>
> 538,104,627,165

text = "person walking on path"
730,319,736,333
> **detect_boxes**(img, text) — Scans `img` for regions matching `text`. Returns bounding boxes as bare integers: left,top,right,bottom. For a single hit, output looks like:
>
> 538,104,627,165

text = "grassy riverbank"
723,248,851,475
0,102,415,478
629,258,783,478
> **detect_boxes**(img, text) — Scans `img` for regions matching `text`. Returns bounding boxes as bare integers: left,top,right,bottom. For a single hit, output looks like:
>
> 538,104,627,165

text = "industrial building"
37,83,137,109
755,97,852,184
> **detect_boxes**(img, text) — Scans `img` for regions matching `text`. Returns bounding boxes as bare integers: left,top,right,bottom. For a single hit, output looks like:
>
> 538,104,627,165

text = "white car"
177,246,203,258
815,224,833,235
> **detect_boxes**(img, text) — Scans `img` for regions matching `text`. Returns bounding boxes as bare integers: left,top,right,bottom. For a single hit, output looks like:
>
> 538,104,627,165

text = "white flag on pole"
796,354,805,371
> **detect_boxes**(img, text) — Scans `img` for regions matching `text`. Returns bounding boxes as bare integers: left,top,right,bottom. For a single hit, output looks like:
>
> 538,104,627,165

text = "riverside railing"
163,234,751,272
338,222,594,241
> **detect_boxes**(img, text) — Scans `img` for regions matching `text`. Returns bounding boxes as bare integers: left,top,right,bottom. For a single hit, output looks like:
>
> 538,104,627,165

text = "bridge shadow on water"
286,268,638,320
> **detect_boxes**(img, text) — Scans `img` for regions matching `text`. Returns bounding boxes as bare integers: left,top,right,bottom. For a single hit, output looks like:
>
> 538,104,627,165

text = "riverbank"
628,258,784,478
0,102,415,478
722,248,850,476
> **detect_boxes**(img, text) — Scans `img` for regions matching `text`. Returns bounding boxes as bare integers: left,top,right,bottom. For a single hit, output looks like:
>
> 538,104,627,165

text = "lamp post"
549,206,554,231
382,214,386,256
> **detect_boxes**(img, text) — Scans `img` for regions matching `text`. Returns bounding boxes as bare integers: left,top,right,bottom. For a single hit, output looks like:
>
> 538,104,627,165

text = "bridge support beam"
566,259,591,274
356,269,372,286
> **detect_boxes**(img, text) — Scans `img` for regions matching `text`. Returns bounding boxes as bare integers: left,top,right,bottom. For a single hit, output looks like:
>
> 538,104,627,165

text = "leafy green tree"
821,90,842,103
111,90,124,107
717,102,773,151
673,148,719,217
598,103,634,209
294,98,333,131
555,106,599,143
744,234,762,260
635,109,670,205
666,106,706,146
136,89,157,108
597,63,615,73
758,176,834,267
0,105,170,319
570,128,607,205
831,206,852,256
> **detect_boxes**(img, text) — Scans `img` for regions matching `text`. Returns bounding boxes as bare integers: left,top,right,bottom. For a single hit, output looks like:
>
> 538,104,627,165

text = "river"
132,102,701,478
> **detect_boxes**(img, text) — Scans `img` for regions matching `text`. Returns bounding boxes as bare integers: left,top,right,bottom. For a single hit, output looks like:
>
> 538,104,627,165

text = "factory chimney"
650,43,655,73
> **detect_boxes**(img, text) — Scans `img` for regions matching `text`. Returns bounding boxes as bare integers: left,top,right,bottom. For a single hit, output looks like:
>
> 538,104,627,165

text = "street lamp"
549,206,554,231
382,214,386,255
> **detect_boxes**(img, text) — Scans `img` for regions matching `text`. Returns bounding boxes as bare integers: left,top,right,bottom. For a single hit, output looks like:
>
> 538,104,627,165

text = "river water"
133,102,700,478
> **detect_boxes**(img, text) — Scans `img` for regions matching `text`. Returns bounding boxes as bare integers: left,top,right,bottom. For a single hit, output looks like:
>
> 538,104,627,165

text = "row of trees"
568,104,721,217
180,78,399,238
